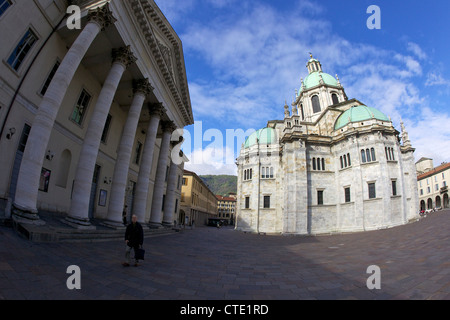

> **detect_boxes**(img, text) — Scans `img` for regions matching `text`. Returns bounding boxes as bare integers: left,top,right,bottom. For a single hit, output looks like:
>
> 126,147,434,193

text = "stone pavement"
0,210,449,301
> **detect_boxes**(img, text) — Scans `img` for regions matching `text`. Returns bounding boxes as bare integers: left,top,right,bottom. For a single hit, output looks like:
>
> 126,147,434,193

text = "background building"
180,170,218,227
236,55,419,235
0,0,193,229
416,159,450,210
216,194,236,225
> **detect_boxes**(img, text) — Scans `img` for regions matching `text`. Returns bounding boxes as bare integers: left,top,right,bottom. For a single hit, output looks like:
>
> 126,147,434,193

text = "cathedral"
235,55,419,235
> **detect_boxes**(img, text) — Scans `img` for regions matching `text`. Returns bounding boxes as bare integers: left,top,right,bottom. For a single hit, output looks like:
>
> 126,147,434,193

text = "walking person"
123,214,144,267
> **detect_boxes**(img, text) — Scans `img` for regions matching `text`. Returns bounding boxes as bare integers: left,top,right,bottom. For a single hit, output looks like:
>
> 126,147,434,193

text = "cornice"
129,0,194,126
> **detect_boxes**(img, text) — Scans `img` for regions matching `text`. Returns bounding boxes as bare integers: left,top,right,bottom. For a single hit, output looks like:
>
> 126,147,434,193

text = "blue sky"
155,0,450,175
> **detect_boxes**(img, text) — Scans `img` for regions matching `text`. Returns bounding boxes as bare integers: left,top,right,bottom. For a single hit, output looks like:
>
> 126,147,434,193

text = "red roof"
417,162,450,180
216,195,236,202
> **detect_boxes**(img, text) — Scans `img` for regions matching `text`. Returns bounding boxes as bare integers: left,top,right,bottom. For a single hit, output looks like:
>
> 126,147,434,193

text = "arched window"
261,167,265,179
361,150,366,163
347,153,351,166
300,104,305,120
313,158,316,170
385,147,389,160
343,155,347,168
270,167,274,178
366,149,371,162
322,158,325,171
331,93,339,105
390,148,395,161
371,148,376,161
56,149,72,188
340,156,343,169
250,168,252,179
312,95,321,113
317,158,321,171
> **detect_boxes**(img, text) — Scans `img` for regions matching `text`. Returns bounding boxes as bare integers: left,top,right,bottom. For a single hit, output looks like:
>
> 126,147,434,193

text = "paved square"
0,210,449,300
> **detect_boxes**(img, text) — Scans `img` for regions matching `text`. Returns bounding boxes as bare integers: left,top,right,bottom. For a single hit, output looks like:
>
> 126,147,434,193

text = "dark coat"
125,222,144,248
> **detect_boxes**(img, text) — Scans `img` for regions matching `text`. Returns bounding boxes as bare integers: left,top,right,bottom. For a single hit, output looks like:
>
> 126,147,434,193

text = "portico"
0,1,193,231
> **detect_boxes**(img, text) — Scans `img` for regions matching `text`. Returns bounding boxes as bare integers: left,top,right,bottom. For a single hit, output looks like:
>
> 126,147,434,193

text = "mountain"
199,175,237,196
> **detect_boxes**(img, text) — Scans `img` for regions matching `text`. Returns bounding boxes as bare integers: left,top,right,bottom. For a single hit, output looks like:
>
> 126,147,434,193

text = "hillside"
200,175,237,196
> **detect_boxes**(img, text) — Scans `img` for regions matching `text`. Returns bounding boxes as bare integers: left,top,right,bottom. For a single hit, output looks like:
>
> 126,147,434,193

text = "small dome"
300,72,339,92
334,105,390,130
244,127,277,148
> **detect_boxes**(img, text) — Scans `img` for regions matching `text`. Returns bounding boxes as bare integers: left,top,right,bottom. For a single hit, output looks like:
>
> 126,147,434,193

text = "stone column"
12,5,116,222
149,121,175,227
162,159,180,226
105,79,153,226
66,46,136,228
133,103,165,223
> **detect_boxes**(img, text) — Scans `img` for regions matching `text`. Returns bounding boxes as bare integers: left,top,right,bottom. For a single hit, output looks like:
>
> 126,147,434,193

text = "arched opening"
56,149,72,188
366,149,371,162
179,209,186,227
331,93,339,105
420,200,426,211
443,193,449,208
361,149,366,163
427,198,433,210
436,196,441,208
311,95,321,113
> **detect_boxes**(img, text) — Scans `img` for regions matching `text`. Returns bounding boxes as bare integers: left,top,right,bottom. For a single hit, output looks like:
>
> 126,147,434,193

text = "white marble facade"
236,56,419,235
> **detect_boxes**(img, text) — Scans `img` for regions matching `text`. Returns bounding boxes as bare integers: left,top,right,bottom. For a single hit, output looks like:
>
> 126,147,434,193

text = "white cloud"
407,42,427,60
406,107,450,165
154,0,196,25
160,1,450,171
425,72,450,87
184,146,237,176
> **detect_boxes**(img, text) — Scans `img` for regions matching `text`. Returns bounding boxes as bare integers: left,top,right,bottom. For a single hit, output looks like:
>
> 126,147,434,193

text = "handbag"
135,247,145,260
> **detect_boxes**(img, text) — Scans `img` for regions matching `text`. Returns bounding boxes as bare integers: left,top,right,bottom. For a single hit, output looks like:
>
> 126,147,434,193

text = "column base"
148,222,164,229
162,221,174,228
101,220,127,230
12,203,45,225
62,216,96,230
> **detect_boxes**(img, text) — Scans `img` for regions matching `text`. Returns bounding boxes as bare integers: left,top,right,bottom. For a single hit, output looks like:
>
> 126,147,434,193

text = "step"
13,220,180,243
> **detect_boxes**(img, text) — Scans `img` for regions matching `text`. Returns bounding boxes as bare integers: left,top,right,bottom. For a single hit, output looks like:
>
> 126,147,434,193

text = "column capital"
161,120,177,133
112,46,137,68
87,3,117,31
148,102,166,118
133,78,154,96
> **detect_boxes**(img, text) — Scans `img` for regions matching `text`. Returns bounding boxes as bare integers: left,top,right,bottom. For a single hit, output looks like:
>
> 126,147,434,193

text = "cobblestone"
0,210,449,300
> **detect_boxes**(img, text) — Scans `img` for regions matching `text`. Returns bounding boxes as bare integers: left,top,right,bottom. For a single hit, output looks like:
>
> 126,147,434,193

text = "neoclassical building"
236,56,419,235
0,0,193,229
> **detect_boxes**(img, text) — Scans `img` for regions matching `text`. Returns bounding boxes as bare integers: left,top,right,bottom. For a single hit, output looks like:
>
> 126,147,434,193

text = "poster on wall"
39,168,51,193
98,189,107,207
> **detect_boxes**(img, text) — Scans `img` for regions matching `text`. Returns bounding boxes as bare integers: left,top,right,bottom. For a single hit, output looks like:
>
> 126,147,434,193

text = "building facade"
236,56,419,235
180,170,218,227
216,195,236,225
0,0,193,229
416,159,450,210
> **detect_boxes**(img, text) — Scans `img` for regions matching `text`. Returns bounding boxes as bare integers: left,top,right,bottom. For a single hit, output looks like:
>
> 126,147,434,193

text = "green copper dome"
299,72,339,94
334,105,390,130
244,127,277,148
304,72,338,89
